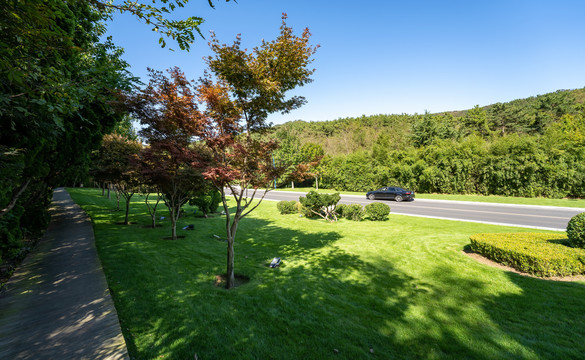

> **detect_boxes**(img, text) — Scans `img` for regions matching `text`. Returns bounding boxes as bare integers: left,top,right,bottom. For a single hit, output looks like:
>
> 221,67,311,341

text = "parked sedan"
366,187,415,202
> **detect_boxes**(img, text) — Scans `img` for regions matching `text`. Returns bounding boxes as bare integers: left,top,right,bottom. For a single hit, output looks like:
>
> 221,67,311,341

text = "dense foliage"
189,190,222,217
567,212,585,249
469,233,585,277
342,204,365,221
269,88,585,198
277,200,298,215
365,202,391,221
0,0,133,267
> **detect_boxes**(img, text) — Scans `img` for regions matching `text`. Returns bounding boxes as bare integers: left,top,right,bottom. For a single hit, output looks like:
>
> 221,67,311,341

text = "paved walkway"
0,188,128,359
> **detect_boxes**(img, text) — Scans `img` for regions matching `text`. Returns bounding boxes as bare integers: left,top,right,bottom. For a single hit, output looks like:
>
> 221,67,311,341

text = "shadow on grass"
389,264,585,359
69,188,585,359
91,206,419,359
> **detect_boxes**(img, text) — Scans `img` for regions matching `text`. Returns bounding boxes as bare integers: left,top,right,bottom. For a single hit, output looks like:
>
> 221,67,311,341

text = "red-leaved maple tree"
128,67,207,240
198,14,318,289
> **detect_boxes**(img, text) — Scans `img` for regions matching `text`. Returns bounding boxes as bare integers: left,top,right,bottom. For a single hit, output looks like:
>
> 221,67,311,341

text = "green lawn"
276,187,585,208
69,188,585,359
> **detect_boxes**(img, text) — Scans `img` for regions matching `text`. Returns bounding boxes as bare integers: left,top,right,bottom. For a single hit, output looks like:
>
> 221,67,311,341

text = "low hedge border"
469,233,585,277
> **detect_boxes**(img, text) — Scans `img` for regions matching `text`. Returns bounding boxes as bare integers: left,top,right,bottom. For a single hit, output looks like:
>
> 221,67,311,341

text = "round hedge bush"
567,212,585,248
343,204,365,221
365,202,391,221
277,200,298,215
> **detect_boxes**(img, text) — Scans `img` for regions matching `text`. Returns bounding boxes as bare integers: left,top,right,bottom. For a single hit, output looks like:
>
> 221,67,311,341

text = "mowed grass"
68,188,585,359
276,187,585,208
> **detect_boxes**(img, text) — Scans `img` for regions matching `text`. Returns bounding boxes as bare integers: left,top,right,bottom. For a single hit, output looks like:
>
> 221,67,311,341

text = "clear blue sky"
105,0,585,125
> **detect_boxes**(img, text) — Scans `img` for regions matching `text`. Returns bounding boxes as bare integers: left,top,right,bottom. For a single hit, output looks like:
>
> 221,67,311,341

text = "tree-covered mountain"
268,87,585,198
270,87,585,155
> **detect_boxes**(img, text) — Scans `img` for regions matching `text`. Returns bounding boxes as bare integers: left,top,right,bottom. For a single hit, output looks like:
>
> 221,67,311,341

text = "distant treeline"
269,88,585,198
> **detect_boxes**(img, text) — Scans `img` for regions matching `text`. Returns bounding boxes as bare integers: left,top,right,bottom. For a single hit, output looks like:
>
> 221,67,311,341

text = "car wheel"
368,194,376,200
395,195,403,202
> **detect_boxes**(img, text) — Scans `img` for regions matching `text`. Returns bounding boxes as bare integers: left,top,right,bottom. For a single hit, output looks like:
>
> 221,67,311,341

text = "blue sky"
105,0,585,125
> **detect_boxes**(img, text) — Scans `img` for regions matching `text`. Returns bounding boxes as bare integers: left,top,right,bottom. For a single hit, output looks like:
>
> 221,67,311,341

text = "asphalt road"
248,190,585,231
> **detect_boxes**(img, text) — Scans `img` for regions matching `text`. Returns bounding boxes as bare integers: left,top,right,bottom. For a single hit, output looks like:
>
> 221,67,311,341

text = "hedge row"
278,200,390,221
469,233,585,277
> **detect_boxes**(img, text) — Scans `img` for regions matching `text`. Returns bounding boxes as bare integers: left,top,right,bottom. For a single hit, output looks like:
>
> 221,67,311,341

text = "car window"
387,187,395,192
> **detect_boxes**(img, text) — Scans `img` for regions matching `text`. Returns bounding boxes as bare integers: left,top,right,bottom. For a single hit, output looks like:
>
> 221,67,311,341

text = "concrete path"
0,188,128,359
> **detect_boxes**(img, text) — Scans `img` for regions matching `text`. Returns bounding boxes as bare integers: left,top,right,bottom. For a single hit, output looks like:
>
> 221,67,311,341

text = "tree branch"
0,179,31,218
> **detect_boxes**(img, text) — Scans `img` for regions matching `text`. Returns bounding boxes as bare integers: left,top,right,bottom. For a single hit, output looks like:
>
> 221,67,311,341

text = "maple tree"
198,14,318,289
92,134,143,225
128,68,207,240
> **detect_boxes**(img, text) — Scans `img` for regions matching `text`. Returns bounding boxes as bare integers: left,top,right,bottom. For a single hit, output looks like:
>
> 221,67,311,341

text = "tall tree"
199,14,318,289
127,68,207,239
0,0,133,265
464,105,490,136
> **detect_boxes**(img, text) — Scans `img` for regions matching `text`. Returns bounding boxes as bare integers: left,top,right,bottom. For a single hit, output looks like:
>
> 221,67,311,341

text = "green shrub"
294,201,303,214
343,204,365,221
336,203,347,217
0,204,25,263
567,212,585,248
277,200,298,215
365,202,391,221
469,233,585,277
189,190,221,217
299,191,341,222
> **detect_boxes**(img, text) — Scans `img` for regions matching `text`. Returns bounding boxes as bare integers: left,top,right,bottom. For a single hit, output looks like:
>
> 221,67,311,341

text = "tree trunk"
171,221,177,240
0,178,31,219
170,206,177,240
124,193,133,225
291,181,294,189
145,192,160,228
101,184,105,196
315,176,318,190
107,184,110,199
226,237,235,289
115,188,121,210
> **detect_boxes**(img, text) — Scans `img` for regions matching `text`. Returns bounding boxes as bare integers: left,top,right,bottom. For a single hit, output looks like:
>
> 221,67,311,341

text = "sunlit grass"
69,188,585,359
275,187,585,208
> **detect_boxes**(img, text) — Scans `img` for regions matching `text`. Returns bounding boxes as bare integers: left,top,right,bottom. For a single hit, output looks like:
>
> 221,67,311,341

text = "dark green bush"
277,200,298,215
567,212,585,248
336,203,347,217
299,191,340,221
365,202,391,221
343,204,364,221
189,190,221,217
470,233,585,277
0,205,25,262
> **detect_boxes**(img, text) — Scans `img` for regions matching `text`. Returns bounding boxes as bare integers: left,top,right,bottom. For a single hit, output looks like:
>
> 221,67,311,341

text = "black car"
366,187,415,202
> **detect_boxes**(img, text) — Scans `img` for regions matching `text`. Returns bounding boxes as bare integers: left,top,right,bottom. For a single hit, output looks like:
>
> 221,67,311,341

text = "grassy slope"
69,188,585,360
276,187,585,208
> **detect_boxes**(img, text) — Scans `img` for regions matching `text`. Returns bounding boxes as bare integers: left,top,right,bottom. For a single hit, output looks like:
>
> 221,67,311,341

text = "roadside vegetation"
269,88,585,199
272,187,585,208
69,187,585,359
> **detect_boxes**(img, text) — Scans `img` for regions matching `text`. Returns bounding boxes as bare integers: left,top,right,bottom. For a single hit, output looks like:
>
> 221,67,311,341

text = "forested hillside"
269,88,585,198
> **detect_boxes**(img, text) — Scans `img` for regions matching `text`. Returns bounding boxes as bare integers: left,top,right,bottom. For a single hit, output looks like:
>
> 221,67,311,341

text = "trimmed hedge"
365,202,391,221
277,200,298,215
567,212,585,248
470,233,585,277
